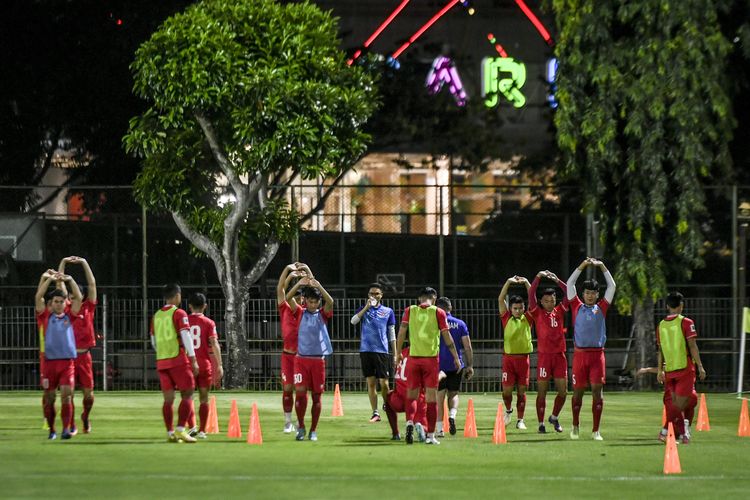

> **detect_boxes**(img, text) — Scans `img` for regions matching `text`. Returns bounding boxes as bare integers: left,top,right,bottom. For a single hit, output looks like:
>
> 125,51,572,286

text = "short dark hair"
304,287,322,300
508,295,524,306
541,288,557,298
368,283,383,293
419,287,437,299
188,292,207,309
163,283,181,300
435,296,452,310
46,288,67,302
582,279,599,292
294,286,305,297
666,291,684,309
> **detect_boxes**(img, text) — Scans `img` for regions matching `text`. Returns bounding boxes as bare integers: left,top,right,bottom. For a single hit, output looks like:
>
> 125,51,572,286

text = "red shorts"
572,349,606,389
42,359,75,391
387,389,427,426
196,360,213,389
74,351,95,389
665,369,695,398
157,363,195,392
406,356,439,390
295,356,326,393
281,352,296,386
502,354,530,387
537,352,568,381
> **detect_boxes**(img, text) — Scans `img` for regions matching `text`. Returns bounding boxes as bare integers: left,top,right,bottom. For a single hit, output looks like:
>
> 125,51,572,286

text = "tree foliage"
553,0,735,312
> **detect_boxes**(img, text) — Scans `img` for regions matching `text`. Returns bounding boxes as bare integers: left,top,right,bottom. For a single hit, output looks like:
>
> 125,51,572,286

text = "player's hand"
214,365,224,383
396,352,404,366
464,367,474,381
286,263,298,271
191,359,199,377
656,370,665,384
698,365,706,381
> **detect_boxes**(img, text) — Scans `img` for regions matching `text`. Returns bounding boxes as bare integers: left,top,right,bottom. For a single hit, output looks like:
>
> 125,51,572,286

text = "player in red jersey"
57,256,97,434
656,291,706,444
636,367,698,441
528,270,569,434
36,270,83,440
186,293,223,439
150,283,199,443
277,262,311,433
383,347,427,440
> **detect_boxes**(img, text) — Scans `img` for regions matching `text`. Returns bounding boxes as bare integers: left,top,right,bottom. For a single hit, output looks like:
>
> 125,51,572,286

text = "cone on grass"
739,399,750,437
463,398,478,438
331,384,344,417
227,399,242,438
492,403,507,444
206,396,220,434
442,398,450,431
696,393,710,432
246,403,263,445
663,422,682,474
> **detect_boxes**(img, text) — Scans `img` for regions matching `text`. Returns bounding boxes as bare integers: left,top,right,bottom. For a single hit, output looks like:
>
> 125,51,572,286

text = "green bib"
154,306,180,361
408,305,440,357
503,315,533,354
659,315,688,372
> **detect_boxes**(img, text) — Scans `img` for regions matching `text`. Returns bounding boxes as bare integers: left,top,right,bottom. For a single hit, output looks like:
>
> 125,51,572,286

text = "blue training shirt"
439,313,468,372
297,309,334,356
358,304,396,354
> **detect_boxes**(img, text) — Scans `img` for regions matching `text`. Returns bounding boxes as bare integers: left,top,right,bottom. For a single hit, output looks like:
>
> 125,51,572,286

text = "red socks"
82,395,94,420
426,402,437,433
178,398,193,428
552,394,566,417
517,394,526,419
61,401,73,430
199,402,209,433
295,391,308,429
592,398,604,432
384,400,399,436
311,393,322,432
162,402,174,431
571,396,582,426
535,394,546,422
282,391,294,413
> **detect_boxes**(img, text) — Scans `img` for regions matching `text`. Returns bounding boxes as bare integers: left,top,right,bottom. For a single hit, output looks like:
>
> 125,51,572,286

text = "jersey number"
549,316,558,328
396,357,408,381
539,367,547,378
189,325,202,350
294,373,302,384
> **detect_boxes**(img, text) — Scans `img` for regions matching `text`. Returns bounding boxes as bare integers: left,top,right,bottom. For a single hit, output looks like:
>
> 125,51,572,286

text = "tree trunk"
224,291,251,388
633,297,656,390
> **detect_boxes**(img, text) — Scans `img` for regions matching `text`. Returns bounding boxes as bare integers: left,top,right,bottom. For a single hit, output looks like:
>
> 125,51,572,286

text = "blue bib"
45,314,77,360
574,304,607,348
297,310,333,356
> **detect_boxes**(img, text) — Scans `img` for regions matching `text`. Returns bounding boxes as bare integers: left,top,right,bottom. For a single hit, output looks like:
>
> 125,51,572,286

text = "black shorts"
438,369,463,392
360,352,390,379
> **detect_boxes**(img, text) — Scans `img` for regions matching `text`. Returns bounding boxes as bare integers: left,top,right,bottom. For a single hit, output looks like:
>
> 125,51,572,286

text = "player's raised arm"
56,257,72,295
548,271,570,308
63,274,83,315
311,278,334,314
77,257,97,303
277,263,297,305
35,270,55,313
592,259,616,304
498,277,514,315
529,272,544,310
566,259,589,300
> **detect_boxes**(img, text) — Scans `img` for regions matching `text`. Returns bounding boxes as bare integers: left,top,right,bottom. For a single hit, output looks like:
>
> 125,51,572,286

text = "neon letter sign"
482,57,526,108
425,56,467,106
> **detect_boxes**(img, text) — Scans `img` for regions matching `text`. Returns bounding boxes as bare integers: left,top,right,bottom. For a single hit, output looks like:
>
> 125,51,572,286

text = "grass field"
1,391,749,499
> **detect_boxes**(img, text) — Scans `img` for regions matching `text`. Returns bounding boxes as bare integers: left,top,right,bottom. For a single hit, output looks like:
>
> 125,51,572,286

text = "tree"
553,0,734,385
124,0,377,387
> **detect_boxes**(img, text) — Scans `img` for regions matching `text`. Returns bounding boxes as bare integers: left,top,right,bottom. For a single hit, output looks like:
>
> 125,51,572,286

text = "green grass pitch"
1,391,749,499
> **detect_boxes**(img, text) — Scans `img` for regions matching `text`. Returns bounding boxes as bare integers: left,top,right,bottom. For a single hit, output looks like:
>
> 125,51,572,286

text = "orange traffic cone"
492,402,507,444
663,422,682,474
227,399,242,438
331,384,344,417
739,399,750,437
696,393,710,432
463,398,478,438
206,396,220,434
442,398,450,431
246,403,263,445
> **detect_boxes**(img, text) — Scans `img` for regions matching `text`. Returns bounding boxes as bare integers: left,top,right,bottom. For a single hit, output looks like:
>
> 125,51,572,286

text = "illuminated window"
481,57,526,108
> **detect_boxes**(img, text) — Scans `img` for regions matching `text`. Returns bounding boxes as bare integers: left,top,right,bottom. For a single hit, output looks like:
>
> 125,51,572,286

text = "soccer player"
293,277,334,441
566,257,616,441
528,270,569,433
498,276,534,430
656,291,706,444
351,282,397,423
636,366,698,440
383,346,428,440
395,287,461,445
36,270,83,439
435,296,474,437
187,293,224,439
57,256,97,434
277,262,310,433
151,283,199,443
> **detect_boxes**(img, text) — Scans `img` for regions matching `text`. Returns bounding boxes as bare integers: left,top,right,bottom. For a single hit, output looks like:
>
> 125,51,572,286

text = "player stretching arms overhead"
57,256,97,434
187,293,224,439
36,270,83,440
498,276,534,430
528,270,569,434
566,258,616,441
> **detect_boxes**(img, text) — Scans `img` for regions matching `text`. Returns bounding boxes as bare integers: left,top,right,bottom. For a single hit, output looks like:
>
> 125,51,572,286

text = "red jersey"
656,314,697,377
150,306,190,370
188,313,218,364
394,347,412,397
278,301,302,352
529,305,567,353
70,299,97,350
